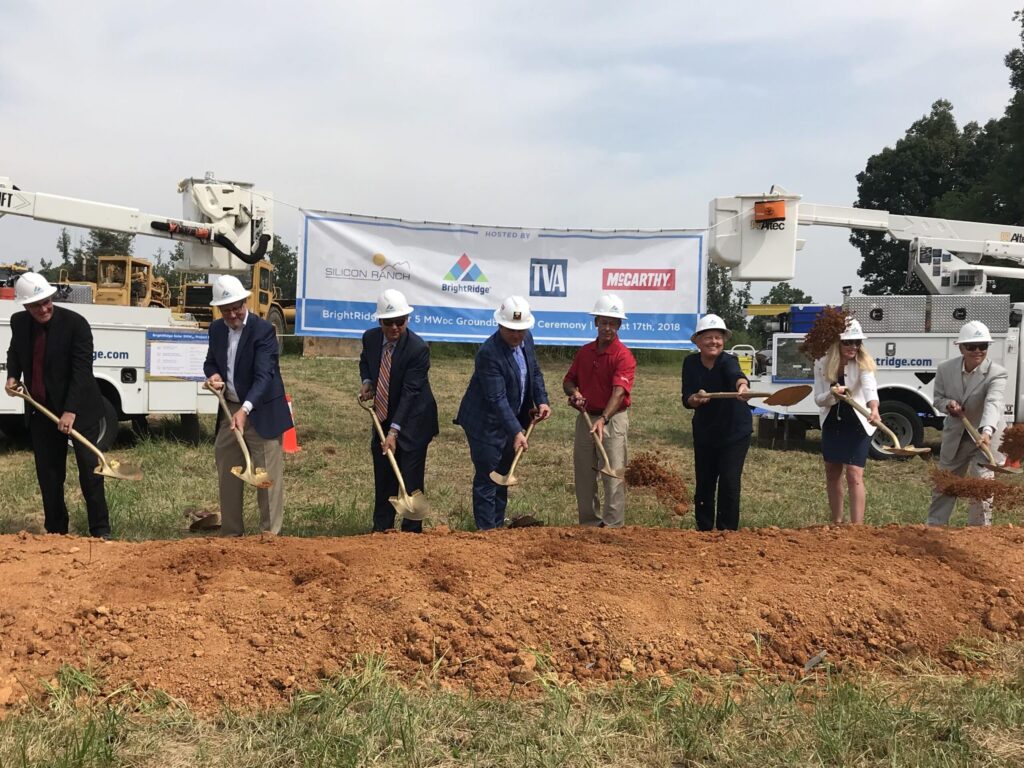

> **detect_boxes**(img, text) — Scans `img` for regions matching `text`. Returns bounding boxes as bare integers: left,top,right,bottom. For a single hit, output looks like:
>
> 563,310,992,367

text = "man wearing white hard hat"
682,313,752,531
564,293,636,528
203,274,293,535
5,273,112,538
926,320,1007,527
358,289,439,533
456,295,551,530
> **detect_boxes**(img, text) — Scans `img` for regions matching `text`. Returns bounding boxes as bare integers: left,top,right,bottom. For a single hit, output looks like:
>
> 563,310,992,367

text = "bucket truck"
0,175,287,447
709,187,1024,458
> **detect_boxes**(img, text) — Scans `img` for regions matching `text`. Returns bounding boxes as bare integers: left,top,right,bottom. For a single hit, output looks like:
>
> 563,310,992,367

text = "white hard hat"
493,295,535,330
374,288,414,320
15,272,57,305
590,293,627,320
955,320,993,345
840,318,867,341
690,314,731,344
209,275,252,307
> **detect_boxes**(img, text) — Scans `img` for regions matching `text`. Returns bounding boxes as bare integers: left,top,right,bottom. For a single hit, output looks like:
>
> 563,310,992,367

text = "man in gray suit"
926,321,1007,527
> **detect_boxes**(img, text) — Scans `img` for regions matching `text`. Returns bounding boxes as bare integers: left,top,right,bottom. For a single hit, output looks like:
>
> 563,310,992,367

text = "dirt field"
1,525,1023,714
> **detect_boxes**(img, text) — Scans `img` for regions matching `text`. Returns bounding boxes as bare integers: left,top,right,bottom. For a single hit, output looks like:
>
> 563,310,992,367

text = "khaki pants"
216,401,285,535
574,410,628,527
926,435,993,527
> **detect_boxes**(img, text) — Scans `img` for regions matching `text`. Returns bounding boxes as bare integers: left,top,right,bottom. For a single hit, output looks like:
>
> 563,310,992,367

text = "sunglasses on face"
962,343,989,352
381,317,407,327
841,340,862,347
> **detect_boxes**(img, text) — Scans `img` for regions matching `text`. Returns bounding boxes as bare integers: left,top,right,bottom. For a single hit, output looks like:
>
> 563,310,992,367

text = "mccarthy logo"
442,253,491,295
530,258,567,297
602,268,675,291
325,252,410,282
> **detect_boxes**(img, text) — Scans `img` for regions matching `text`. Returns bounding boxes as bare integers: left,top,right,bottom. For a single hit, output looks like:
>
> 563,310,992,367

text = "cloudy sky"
1,1,1020,304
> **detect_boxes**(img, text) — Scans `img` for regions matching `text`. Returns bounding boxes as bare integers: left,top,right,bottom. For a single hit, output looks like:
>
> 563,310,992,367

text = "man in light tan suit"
926,321,1007,527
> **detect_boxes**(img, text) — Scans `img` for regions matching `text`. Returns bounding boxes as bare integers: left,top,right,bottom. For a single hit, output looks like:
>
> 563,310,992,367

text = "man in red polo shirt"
563,293,636,527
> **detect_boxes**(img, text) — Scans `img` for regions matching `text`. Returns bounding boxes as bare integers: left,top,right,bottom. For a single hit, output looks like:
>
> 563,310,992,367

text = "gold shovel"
830,387,930,457
490,418,539,487
6,383,142,481
959,415,1022,475
580,410,624,479
204,382,273,488
357,397,429,521
698,384,813,407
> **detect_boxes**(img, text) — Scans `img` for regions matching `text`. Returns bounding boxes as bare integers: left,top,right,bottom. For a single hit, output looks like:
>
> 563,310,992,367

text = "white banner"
296,211,706,349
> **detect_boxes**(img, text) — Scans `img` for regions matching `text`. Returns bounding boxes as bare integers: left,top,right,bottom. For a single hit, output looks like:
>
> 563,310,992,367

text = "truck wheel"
179,414,202,445
95,396,120,452
268,307,286,355
870,401,923,461
0,415,29,444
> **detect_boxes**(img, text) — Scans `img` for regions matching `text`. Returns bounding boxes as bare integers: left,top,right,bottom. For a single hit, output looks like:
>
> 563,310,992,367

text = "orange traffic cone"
283,394,301,453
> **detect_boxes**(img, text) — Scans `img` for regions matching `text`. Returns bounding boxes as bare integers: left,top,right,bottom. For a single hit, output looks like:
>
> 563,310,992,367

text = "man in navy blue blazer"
456,296,551,530
359,289,439,533
203,275,293,535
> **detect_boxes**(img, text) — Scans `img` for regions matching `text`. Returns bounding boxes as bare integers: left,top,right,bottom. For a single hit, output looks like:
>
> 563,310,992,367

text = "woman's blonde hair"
823,341,876,382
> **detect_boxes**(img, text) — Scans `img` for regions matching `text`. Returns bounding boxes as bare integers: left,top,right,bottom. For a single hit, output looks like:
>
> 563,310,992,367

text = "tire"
268,307,286,356
870,400,924,461
179,414,202,445
0,415,29,444
95,396,120,452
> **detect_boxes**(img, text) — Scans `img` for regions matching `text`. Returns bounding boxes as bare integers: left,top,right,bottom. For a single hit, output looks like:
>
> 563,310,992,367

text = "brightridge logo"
442,253,491,295
529,258,567,297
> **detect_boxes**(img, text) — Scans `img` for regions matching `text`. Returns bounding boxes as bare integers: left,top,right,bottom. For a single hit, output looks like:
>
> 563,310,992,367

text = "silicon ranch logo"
324,252,410,281
602,268,676,291
442,253,491,295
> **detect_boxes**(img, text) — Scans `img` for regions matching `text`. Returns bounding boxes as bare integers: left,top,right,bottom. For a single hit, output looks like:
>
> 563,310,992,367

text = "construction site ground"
1,523,1022,715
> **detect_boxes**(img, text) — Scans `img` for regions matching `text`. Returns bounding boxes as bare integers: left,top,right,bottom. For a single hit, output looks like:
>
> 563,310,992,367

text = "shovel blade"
600,466,624,478
489,470,517,487
979,462,1023,475
399,490,430,521
94,459,143,481
231,465,274,489
763,385,813,407
388,495,415,518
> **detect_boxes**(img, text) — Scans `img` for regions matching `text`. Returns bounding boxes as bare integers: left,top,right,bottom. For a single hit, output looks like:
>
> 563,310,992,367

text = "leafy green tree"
706,262,750,332
151,242,184,282
748,282,814,347
269,235,297,300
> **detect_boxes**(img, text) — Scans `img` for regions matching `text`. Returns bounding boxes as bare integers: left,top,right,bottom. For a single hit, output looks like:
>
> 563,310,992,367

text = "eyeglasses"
841,339,862,347
381,317,407,327
962,343,989,352
26,298,53,310
220,302,247,316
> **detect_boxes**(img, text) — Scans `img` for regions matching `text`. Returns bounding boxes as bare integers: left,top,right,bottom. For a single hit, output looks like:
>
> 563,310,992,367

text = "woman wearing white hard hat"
682,314,753,531
456,295,552,530
926,320,1007,527
812,318,880,525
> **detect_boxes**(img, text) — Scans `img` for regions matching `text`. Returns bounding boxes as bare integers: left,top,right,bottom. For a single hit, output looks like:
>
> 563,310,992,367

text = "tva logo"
529,258,567,297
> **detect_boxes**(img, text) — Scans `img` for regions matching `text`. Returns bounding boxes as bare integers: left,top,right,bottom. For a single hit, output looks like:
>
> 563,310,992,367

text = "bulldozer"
94,255,171,308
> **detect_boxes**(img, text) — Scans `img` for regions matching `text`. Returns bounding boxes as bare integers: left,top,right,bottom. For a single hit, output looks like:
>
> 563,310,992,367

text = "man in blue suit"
359,289,439,533
203,275,293,535
456,296,551,530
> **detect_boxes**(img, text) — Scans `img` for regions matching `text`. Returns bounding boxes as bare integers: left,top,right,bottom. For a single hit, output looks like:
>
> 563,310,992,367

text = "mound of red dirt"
1,525,1023,713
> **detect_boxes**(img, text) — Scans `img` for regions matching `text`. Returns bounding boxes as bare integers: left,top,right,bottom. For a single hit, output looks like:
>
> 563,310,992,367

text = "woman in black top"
681,315,752,531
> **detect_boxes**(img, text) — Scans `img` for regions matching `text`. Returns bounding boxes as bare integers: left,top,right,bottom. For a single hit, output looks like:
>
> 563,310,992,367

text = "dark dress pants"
29,411,110,537
693,436,750,532
370,431,426,533
467,433,516,530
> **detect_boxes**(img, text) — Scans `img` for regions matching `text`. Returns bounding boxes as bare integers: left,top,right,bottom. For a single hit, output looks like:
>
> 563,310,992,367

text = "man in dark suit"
203,275,292,536
358,289,439,533
5,273,111,538
456,295,551,530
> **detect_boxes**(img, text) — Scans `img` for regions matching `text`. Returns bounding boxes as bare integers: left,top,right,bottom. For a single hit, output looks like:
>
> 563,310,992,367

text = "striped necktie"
374,342,395,423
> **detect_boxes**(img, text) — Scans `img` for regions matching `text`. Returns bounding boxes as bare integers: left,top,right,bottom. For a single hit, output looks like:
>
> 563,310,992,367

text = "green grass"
1,348,1014,538
2,348,1023,765
2,654,1024,767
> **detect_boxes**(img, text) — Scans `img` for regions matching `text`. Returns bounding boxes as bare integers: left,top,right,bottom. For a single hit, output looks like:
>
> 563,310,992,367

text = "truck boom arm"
0,176,272,272
710,186,1024,294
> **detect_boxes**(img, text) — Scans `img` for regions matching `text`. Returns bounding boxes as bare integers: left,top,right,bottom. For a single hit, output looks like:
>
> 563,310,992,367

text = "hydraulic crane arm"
0,176,273,271
709,186,1024,294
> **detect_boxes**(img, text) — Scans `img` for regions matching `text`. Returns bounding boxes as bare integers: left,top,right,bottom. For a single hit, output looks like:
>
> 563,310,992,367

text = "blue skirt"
821,405,870,467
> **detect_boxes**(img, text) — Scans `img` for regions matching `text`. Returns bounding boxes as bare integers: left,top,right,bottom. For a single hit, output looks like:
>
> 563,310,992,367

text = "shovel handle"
830,387,901,448
7,385,105,464
958,415,999,465
357,396,411,497
581,410,616,472
506,419,538,478
204,381,256,477
699,390,771,400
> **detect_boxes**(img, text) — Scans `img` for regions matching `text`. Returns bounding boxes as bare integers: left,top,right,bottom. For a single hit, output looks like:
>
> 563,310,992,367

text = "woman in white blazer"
812,319,881,524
